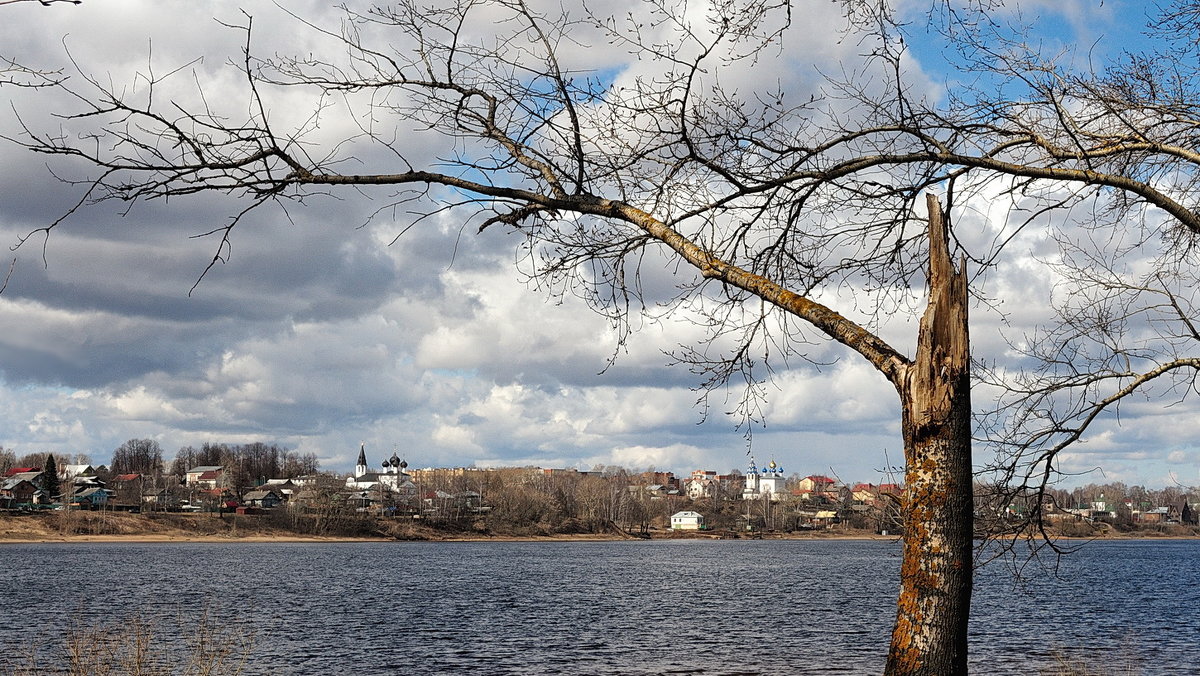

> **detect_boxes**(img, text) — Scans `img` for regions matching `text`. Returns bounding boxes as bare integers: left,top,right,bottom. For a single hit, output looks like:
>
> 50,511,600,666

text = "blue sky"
0,0,1196,489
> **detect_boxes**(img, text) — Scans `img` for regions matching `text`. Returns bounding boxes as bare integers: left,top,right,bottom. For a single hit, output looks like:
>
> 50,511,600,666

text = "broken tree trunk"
885,194,974,675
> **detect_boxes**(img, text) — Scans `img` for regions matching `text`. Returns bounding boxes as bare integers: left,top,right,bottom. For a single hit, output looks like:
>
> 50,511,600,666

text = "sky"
0,0,1196,488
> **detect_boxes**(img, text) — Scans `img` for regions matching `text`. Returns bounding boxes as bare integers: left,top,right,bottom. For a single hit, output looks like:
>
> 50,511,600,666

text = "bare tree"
110,438,165,476
6,1,1200,673
0,0,79,6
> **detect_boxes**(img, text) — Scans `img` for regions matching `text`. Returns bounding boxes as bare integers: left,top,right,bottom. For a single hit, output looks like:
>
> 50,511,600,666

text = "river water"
0,539,1194,674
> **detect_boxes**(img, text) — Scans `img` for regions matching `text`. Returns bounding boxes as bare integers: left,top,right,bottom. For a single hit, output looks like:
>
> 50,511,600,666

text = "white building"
670,510,704,530
684,470,719,499
61,464,96,480
345,444,417,494
185,465,224,487
741,458,787,502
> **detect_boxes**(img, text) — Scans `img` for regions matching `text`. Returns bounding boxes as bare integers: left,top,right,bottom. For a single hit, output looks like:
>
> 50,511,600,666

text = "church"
345,444,417,494
741,458,787,501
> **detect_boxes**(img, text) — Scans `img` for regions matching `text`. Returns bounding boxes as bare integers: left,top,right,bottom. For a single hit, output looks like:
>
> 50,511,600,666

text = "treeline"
0,439,319,487
451,467,662,534
976,481,1198,516
169,442,319,488
1042,482,1195,513
0,448,90,473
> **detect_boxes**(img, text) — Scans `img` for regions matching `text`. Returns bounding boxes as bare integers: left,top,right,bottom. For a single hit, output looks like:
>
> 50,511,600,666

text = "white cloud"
0,0,1190,489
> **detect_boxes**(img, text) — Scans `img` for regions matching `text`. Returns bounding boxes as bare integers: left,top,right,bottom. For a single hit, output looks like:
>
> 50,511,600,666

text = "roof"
671,511,703,518
187,465,223,474
3,467,39,477
243,489,280,501
198,470,223,480
115,473,142,482
1,478,36,490
7,471,43,483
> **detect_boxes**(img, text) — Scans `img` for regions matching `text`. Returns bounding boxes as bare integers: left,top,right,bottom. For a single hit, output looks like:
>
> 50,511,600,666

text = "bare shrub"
1,606,253,676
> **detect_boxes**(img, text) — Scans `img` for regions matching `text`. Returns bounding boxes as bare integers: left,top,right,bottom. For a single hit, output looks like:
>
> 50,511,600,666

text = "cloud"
0,0,1192,491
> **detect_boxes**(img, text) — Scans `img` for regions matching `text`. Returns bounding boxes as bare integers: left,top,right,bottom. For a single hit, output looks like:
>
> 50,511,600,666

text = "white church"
742,458,787,501
345,444,417,494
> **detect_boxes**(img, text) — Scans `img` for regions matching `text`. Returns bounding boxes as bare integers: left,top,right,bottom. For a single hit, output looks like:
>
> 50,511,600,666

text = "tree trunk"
885,195,974,675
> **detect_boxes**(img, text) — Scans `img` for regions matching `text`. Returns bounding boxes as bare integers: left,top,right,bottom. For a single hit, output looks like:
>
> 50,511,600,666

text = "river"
0,539,1194,674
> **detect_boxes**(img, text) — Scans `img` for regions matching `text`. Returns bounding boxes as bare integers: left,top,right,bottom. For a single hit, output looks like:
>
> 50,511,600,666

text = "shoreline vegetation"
3,510,1198,545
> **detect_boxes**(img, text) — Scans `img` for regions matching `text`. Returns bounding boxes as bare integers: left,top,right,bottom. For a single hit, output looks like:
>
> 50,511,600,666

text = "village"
2,443,1198,538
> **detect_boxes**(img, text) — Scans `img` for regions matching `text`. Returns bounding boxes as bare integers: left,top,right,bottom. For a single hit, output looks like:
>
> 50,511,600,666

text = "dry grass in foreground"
1,607,252,676
1040,645,1142,676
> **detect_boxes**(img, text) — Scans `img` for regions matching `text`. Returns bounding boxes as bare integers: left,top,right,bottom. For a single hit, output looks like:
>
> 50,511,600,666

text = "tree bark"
885,194,974,675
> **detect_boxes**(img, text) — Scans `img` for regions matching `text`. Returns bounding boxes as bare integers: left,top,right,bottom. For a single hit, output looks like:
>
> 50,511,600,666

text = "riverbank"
4,509,1197,544
0,509,898,544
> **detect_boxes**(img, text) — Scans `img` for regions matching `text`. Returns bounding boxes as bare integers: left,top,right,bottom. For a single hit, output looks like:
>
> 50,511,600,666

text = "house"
66,473,109,506
1136,506,1174,525
110,474,144,505
643,484,681,499
4,471,45,490
185,466,224,486
263,478,300,500
61,464,96,481
851,483,878,505
793,508,840,529
70,486,110,508
141,489,180,508
421,489,484,516
670,510,704,530
0,478,41,506
242,489,283,508
813,510,839,528
795,475,838,501
685,470,719,499
347,490,374,509
195,470,225,489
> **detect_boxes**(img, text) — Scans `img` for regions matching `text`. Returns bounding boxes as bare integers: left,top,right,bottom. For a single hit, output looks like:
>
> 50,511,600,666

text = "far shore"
4,530,1197,545
0,531,899,545
5,509,1197,545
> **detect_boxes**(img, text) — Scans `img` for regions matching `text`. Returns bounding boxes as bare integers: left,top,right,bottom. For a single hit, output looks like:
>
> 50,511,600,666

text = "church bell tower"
355,443,368,478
